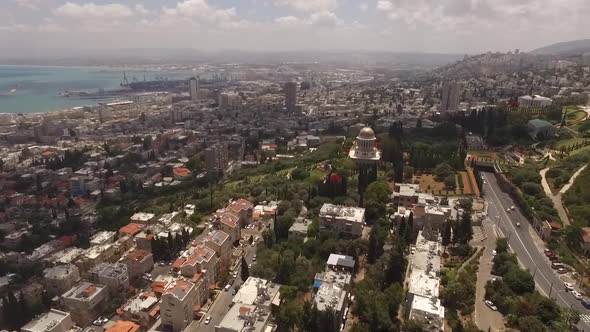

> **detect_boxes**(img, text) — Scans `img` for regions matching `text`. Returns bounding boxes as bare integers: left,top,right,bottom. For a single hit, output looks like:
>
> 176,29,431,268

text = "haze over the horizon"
2,0,590,55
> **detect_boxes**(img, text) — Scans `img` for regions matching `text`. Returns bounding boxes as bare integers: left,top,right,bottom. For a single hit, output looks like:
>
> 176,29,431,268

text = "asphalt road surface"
482,172,590,332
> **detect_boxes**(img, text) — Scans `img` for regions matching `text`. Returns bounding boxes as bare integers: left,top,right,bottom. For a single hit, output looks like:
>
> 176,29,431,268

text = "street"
186,238,259,332
481,172,590,332
473,212,505,332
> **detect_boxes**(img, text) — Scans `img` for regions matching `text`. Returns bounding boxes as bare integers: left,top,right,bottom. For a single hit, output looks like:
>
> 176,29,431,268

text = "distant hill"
531,39,590,55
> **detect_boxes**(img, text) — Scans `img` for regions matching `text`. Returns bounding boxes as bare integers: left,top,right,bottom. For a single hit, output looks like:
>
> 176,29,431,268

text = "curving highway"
481,172,590,332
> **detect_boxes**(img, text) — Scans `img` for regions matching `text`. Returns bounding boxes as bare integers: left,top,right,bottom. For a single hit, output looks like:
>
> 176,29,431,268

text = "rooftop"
229,199,254,214
99,263,128,279
408,231,442,299
326,254,355,269
119,223,145,236
90,231,116,245
319,204,365,223
233,277,282,308
43,264,78,280
164,279,194,301
104,320,140,332
130,212,155,223
125,248,151,262
62,282,106,301
21,309,72,332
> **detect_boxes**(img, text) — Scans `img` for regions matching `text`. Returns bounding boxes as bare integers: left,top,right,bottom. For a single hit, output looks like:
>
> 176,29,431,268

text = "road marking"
581,314,590,324
483,173,570,307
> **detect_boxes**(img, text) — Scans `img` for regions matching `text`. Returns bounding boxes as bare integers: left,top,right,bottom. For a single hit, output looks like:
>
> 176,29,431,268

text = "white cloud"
376,1,393,11
308,11,342,28
134,4,149,16
272,0,338,12
359,3,369,12
161,0,247,29
0,24,29,32
14,0,41,10
274,16,303,27
54,3,136,20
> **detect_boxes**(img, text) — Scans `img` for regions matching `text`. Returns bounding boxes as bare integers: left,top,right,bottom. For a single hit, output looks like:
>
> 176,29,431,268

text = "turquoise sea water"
0,66,189,114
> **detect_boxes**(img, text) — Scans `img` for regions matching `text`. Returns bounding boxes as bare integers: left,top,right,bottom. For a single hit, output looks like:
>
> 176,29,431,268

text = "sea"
0,65,191,114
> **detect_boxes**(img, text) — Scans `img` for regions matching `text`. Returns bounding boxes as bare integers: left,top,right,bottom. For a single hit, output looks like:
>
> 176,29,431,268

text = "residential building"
218,212,241,243
21,309,73,332
130,213,156,224
61,282,109,326
97,263,130,296
406,231,444,332
119,223,145,237
412,204,452,234
90,231,116,246
121,291,159,327
76,244,116,273
288,218,311,241
181,246,218,286
440,81,463,111
518,95,553,109
319,204,365,238
161,279,199,332
104,320,141,332
391,183,436,208
326,254,355,273
285,82,297,114
219,92,242,111
228,199,254,224
217,277,281,332
205,143,228,178
124,248,154,279
203,230,232,279
43,264,81,297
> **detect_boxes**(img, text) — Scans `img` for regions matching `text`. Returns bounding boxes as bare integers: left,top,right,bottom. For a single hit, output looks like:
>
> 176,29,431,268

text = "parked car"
582,300,590,309
224,284,231,291
572,291,583,300
492,250,497,256
516,222,521,227
205,316,211,325
485,300,498,311
551,262,564,269
564,282,574,291
557,268,568,274
549,256,560,262
252,255,257,261
510,206,515,211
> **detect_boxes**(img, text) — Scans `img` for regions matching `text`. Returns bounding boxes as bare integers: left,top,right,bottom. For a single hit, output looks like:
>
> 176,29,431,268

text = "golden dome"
358,127,376,140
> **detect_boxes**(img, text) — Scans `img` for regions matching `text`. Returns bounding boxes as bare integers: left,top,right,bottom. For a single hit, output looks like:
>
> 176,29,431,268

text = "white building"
161,279,199,332
43,264,81,297
518,95,553,109
407,231,444,331
21,309,73,332
130,212,156,224
61,282,109,326
319,204,365,238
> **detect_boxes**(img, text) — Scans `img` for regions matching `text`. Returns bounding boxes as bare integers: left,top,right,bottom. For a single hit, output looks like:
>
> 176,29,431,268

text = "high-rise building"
219,92,241,111
189,77,199,102
205,143,228,178
161,279,199,332
440,81,463,111
284,82,297,113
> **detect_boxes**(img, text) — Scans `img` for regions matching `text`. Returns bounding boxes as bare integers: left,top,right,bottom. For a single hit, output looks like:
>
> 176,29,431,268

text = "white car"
564,282,574,291
224,284,231,291
252,255,257,261
572,291,583,300
485,300,498,311
205,316,211,325
492,250,497,256
511,206,516,211
507,208,511,213
233,272,238,278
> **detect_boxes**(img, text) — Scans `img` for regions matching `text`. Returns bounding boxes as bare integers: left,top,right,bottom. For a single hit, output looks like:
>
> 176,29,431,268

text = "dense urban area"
4,48,590,332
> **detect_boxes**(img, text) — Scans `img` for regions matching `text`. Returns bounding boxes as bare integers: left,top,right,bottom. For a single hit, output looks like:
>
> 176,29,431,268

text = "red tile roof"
173,167,191,177
126,249,150,261
172,258,186,270
105,320,140,332
119,223,144,236
229,199,253,214
239,306,250,315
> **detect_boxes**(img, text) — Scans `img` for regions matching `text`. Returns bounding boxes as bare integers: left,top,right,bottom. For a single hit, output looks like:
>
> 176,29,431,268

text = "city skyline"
2,0,590,54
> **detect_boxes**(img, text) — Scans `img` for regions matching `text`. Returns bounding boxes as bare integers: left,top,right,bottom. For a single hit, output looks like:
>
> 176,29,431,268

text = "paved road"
540,167,571,226
473,211,505,332
482,172,590,332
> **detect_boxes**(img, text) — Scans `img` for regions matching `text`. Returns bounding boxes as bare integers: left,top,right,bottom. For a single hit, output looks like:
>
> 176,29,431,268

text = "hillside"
531,39,590,55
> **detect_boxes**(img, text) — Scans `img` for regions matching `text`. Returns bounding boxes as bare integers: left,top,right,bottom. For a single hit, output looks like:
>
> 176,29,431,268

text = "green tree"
434,163,453,179
504,268,535,294
386,245,405,285
406,212,414,244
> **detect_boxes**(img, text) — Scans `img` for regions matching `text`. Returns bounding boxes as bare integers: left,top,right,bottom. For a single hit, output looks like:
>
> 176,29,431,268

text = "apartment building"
43,264,81,297
61,282,109,326
319,204,365,238
97,263,130,296
203,230,232,278
21,309,73,332
160,279,199,332
124,248,154,279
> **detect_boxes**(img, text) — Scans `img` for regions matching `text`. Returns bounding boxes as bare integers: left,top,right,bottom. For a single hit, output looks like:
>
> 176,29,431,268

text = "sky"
1,0,590,54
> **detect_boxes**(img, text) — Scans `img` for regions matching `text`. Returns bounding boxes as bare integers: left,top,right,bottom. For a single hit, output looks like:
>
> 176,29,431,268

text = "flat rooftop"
44,264,78,280
21,309,71,332
62,282,105,301
319,204,365,223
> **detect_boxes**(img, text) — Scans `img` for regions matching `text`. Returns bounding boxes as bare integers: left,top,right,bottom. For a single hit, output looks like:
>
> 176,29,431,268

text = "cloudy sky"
2,0,590,54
